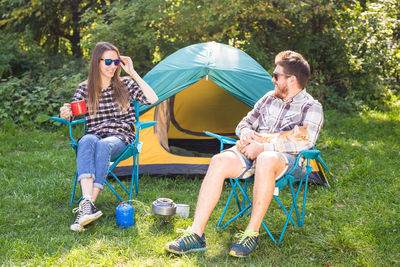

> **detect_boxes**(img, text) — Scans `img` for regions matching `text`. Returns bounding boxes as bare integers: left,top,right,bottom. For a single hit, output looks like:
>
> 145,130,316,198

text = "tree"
0,0,114,57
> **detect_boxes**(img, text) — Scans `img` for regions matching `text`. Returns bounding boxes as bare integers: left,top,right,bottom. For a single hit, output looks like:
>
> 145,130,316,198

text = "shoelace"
72,199,92,215
72,206,83,223
176,228,199,248
234,230,258,244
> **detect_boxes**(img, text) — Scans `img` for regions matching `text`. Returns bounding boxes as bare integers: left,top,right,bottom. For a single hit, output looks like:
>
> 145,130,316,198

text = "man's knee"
256,151,286,171
210,152,230,167
208,152,241,177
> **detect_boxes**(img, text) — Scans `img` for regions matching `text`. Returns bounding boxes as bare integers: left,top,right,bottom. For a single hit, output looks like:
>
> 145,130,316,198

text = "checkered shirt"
71,77,151,144
236,89,324,155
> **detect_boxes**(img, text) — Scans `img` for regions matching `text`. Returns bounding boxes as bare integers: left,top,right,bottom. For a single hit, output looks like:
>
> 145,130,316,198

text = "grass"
0,109,399,266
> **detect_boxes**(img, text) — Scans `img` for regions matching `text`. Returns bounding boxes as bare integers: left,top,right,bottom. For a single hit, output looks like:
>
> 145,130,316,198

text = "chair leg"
273,194,298,228
217,179,254,229
108,171,130,194
104,180,124,202
128,153,140,200
134,154,139,196
300,169,312,227
261,221,277,243
217,185,237,228
290,180,303,226
129,165,135,201
231,179,243,213
70,171,79,206
277,173,313,243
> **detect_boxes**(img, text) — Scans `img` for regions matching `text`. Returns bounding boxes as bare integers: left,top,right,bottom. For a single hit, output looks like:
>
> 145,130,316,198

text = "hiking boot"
165,228,207,255
229,229,258,258
70,198,103,231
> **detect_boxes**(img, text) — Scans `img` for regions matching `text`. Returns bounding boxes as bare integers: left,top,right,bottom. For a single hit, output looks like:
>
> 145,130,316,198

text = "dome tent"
115,41,274,176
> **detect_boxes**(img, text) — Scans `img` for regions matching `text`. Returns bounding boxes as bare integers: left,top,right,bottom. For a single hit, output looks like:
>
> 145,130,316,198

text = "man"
164,51,324,257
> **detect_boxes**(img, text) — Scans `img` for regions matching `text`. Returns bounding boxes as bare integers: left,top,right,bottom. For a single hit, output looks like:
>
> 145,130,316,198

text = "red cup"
70,100,87,116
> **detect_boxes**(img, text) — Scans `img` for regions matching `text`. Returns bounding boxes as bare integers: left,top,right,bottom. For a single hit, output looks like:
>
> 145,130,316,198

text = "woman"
60,42,158,232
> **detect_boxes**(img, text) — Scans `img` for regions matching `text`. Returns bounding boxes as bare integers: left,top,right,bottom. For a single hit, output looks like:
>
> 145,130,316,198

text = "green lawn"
0,109,399,266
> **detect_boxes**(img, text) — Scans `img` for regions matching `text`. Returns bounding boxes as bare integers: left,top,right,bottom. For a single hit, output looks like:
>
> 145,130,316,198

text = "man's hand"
239,140,264,160
240,128,261,142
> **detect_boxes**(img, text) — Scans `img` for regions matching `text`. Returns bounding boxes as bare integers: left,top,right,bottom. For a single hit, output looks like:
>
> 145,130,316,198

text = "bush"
0,59,86,127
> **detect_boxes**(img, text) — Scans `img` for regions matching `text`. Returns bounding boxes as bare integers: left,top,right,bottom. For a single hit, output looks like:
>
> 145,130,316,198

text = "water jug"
116,202,134,228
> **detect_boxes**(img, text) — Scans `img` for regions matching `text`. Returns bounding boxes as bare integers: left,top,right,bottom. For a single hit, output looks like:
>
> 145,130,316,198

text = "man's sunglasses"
273,72,292,80
101,58,121,66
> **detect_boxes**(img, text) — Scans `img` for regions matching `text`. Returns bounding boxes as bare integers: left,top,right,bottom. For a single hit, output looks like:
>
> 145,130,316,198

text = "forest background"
0,0,399,126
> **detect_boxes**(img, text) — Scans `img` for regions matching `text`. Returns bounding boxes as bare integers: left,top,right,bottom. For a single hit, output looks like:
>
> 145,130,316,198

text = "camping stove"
152,198,177,216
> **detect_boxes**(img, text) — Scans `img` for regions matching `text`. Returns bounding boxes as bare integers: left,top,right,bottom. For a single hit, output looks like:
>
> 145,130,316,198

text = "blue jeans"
77,134,126,190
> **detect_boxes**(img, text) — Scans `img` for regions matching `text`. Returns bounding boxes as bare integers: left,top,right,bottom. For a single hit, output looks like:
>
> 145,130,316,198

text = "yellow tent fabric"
116,78,253,175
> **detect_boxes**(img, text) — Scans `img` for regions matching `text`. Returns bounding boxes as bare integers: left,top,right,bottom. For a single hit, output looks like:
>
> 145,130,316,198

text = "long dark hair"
87,42,130,115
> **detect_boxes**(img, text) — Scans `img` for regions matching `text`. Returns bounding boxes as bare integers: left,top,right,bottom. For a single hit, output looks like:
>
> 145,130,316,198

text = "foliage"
0,31,47,78
81,0,399,111
80,0,161,75
1,109,400,265
0,0,115,56
0,0,399,126
334,0,400,109
0,59,86,126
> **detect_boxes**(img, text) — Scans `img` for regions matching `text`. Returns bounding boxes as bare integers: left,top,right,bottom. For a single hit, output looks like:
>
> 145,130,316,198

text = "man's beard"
274,84,289,100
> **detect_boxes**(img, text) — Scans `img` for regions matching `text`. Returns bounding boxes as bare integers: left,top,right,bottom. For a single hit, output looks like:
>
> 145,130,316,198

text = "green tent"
116,41,275,176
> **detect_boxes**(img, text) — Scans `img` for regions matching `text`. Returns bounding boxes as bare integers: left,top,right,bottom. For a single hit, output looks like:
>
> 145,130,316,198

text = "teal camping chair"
205,131,320,244
51,100,156,205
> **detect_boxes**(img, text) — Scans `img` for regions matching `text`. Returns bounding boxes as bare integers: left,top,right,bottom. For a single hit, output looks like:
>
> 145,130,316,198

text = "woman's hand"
119,56,136,77
119,55,159,104
60,103,72,120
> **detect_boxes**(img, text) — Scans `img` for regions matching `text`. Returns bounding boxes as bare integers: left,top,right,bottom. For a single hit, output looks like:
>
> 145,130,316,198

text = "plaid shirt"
71,77,150,144
236,89,324,155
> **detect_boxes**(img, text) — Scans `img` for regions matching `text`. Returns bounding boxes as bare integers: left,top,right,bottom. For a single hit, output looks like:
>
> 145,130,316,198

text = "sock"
83,195,92,201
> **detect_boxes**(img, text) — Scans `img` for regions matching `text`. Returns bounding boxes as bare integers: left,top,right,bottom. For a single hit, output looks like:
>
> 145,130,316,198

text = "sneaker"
70,198,103,231
70,221,85,232
229,229,258,258
165,228,207,255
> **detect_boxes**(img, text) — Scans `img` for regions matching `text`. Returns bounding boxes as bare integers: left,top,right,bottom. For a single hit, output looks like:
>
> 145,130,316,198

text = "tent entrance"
153,78,251,156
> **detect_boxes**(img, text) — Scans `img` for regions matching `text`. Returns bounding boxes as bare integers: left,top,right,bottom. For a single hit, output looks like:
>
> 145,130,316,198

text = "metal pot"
152,198,176,216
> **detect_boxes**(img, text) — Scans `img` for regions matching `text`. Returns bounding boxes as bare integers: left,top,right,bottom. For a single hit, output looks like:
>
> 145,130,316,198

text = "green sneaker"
229,229,258,258
165,228,207,255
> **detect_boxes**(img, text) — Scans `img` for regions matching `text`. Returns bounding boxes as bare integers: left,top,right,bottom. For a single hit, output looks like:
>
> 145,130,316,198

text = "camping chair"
204,131,320,244
51,100,156,205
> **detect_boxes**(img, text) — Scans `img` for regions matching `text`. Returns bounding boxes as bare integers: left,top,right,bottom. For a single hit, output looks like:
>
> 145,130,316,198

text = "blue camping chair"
51,100,156,205
205,131,320,244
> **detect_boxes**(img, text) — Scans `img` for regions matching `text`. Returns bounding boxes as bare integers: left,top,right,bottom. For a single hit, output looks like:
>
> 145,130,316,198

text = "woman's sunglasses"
273,72,292,81
101,58,121,66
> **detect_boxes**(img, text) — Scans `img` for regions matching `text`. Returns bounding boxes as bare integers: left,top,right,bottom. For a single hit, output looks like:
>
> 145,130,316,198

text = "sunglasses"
273,72,292,81
101,58,121,66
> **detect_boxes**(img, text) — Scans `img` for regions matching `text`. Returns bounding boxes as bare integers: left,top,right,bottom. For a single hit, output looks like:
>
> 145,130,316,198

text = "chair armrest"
50,116,86,146
204,131,237,152
204,131,237,145
50,117,71,125
134,121,157,131
286,149,321,177
298,149,320,160
50,117,86,126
